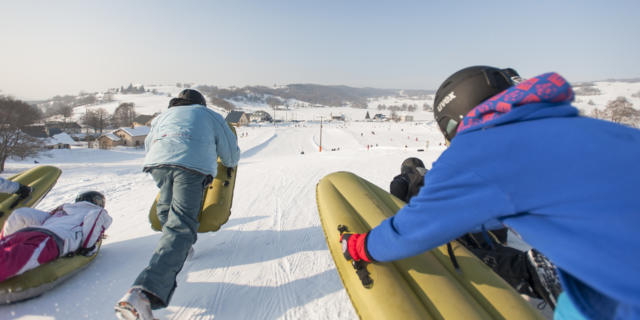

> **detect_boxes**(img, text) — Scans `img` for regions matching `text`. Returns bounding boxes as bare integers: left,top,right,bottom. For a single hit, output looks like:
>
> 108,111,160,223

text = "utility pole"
319,116,323,152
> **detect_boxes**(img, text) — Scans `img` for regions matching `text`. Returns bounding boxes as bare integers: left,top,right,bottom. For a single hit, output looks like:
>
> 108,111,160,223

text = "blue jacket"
367,73,640,319
143,104,240,176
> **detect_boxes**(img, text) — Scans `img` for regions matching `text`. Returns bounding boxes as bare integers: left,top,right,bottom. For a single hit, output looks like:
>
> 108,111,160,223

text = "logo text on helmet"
436,91,456,113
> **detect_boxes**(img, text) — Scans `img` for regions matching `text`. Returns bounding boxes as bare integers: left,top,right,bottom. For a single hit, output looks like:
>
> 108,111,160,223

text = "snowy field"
0,121,455,320
4,77,639,319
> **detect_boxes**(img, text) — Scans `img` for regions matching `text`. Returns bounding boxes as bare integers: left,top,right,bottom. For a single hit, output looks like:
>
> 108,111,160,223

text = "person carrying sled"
390,156,561,308
115,89,240,320
0,177,32,201
341,66,640,319
0,191,111,282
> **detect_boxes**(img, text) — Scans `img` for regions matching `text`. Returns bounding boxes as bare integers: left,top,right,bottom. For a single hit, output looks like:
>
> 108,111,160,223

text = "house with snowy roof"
112,126,150,147
133,114,155,127
97,132,121,149
225,111,249,127
44,132,78,149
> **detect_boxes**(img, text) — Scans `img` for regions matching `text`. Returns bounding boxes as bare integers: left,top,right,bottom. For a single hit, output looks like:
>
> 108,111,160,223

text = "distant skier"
390,157,561,308
0,177,32,201
115,89,240,320
340,66,640,319
0,191,111,282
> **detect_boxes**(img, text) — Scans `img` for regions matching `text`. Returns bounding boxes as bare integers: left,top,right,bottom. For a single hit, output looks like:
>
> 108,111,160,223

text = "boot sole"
115,302,140,320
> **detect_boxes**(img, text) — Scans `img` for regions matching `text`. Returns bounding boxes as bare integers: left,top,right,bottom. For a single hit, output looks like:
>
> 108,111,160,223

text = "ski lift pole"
319,116,323,152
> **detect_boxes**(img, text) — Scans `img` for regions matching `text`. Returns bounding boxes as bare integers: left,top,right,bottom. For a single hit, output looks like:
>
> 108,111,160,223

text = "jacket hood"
456,72,577,136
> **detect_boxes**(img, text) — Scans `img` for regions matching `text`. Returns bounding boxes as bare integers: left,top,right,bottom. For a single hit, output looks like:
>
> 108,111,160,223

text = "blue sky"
1,1,639,100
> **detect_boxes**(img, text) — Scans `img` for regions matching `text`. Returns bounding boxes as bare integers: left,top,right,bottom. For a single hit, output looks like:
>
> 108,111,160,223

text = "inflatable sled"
0,165,62,228
0,240,102,304
149,125,238,233
316,171,544,320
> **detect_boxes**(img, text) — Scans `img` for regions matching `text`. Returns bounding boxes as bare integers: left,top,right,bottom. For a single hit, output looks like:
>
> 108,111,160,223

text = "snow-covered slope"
572,80,640,115
0,121,452,320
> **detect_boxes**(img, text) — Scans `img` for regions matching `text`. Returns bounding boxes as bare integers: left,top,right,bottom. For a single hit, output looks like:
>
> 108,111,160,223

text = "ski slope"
1,120,554,319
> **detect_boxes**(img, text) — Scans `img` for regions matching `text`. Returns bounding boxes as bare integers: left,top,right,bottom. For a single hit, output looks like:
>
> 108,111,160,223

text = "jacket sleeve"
0,177,20,194
80,208,113,248
1,208,50,237
367,162,514,262
213,114,240,167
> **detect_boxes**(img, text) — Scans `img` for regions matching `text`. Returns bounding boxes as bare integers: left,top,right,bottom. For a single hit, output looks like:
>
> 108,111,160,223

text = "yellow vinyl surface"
0,165,62,228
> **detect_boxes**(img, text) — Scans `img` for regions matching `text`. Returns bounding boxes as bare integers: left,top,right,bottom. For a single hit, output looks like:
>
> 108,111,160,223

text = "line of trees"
377,103,419,112
0,96,43,172
81,103,138,135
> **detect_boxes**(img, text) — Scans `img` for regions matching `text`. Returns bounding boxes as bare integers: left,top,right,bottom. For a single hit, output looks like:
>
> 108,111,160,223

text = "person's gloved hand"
340,232,373,263
15,184,32,200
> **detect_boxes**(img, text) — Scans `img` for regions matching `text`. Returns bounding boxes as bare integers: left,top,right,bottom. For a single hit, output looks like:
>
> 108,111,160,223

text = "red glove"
340,232,372,263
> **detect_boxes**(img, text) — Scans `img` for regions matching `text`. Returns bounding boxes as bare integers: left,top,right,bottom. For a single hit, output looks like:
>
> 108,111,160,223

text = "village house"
44,132,77,149
45,121,82,135
250,110,273,123
112,126,150,147
97,133,121,149
132,114,155,127
225,111,250,127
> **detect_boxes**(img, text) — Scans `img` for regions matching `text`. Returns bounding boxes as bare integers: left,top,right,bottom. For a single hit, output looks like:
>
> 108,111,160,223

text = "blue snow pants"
133,166,207,309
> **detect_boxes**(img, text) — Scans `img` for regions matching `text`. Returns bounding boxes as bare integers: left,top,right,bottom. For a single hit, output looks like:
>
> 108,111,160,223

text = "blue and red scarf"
457,72,575,134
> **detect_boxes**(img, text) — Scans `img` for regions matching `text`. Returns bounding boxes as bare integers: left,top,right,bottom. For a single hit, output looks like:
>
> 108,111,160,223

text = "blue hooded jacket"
367,73,640,319
143,104,240,176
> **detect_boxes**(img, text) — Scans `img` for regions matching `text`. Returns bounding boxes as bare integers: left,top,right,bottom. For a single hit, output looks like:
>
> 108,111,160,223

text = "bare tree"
605,97,640,127
112,103,136,127
83,108,110,135
0,97,43,172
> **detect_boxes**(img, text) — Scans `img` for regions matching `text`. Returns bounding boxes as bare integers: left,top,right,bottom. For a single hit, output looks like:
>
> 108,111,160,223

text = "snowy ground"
1,120,555,320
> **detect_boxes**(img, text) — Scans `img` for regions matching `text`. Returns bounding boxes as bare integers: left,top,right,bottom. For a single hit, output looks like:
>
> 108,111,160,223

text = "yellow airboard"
316,171,544,320
149,160,238,232
0,241,101,304
0,165,62,228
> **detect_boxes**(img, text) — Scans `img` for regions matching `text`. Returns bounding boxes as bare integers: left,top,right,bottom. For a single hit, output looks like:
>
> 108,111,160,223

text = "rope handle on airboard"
338,224,374,289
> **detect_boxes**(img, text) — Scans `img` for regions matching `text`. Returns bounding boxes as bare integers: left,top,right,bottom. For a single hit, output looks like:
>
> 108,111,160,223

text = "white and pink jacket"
1,201,112,255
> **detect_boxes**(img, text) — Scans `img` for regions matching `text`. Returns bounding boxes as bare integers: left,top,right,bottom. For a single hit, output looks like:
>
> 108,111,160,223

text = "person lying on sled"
0,191,112,282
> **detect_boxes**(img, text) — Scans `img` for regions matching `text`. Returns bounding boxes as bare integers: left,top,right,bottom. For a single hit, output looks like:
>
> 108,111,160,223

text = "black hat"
434,66,519,141
76,191,106,208
169,89,207,107
401,157,426,176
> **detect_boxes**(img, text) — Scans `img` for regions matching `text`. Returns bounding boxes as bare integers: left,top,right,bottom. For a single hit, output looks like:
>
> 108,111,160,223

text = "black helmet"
401,157,426,176
433,66,520,141
76,191,106,208
169,89,207,107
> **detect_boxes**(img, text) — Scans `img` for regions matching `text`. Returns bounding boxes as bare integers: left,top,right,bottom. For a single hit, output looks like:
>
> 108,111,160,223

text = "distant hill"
196,84,433,110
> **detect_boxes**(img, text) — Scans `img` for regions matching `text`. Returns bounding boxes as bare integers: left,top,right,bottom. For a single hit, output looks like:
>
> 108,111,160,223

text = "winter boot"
115,288,156,320
526,249,562,309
